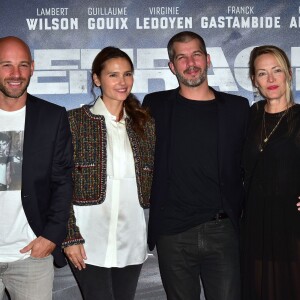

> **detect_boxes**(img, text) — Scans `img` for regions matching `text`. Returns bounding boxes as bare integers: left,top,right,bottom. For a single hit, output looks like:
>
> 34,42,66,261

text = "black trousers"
156,218,240,300
70,263,143,300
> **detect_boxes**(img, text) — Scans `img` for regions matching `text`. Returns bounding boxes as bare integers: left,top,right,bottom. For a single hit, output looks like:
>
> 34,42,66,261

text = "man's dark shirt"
161,94,222,234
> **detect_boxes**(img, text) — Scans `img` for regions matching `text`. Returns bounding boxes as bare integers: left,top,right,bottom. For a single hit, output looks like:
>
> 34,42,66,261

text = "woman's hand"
296,197,300,211
64,244,87,270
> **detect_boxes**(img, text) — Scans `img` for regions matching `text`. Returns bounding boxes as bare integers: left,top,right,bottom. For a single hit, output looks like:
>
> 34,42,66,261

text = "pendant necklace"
259,107,288,152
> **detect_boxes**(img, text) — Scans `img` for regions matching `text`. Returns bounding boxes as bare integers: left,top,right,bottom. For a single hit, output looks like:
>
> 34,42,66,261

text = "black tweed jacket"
63,105,155,247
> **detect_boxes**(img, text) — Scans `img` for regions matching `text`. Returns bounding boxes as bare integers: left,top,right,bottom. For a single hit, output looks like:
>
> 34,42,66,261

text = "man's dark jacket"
21,94,73,266
143,87,249,250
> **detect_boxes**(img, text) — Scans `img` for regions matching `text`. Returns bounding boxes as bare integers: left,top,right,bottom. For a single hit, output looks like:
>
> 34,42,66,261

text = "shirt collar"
90,97,127,124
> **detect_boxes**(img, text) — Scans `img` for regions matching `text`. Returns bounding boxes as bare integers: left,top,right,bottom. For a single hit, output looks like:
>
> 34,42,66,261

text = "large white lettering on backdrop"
28,47,300,95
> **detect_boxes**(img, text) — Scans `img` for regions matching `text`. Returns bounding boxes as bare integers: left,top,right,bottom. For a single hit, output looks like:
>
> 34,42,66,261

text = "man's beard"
0,78,29,99
176,66,208,87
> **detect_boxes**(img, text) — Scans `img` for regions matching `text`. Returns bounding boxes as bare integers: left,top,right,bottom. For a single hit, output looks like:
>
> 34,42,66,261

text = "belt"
210,211,228,221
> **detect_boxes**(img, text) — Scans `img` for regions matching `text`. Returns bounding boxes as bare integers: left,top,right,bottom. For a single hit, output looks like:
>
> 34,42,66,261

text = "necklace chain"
259,108,288,152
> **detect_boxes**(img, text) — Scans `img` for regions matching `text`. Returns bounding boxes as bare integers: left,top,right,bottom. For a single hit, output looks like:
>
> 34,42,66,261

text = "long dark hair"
91,46,151,137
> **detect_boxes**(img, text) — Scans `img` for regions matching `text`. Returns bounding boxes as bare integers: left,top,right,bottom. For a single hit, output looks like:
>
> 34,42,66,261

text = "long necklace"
259,108,288,152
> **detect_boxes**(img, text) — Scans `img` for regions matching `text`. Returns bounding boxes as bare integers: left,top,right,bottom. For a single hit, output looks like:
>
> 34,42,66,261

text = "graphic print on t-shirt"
0,131,23,191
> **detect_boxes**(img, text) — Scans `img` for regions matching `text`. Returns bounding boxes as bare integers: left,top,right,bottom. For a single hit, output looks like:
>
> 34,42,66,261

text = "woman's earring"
252,87,260,104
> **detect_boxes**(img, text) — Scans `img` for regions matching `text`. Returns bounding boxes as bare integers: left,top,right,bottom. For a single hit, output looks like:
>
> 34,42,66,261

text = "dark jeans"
70,263,143,300
156,218,240,300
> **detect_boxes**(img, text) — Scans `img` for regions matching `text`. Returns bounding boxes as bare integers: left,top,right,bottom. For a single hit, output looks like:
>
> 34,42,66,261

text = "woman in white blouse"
63,47,155,300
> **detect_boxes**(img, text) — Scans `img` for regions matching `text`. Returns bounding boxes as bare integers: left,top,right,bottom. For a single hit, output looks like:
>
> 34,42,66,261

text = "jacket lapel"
214,90,226,181
22,95,39,191
165,88,178,175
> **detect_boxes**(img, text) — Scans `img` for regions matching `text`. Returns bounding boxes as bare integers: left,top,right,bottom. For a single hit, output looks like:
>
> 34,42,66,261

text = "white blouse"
73,99,147,268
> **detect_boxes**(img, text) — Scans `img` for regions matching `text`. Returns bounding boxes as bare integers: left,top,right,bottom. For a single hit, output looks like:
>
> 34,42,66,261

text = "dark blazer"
143,87,249,250
21,94,73,267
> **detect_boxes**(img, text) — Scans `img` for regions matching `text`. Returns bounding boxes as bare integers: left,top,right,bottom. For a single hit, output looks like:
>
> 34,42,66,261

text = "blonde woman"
242,45,300,300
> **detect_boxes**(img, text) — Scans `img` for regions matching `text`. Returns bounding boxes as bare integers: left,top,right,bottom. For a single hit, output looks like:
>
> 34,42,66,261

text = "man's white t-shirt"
0,106,36,262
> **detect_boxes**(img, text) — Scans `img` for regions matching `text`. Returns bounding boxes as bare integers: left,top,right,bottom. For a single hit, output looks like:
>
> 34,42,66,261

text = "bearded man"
142,31,249,300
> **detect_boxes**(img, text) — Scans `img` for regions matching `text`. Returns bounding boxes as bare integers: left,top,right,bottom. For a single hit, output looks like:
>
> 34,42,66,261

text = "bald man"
0,36,73,300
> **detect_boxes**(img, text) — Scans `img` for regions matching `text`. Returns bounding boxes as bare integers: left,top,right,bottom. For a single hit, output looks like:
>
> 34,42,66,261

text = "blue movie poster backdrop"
1,0,300,109
1,1,300,299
